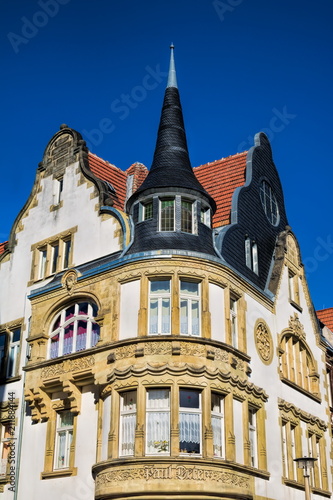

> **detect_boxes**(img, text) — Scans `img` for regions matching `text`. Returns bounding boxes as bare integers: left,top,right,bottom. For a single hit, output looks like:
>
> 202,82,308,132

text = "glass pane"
12,328,21,342
120,414,136,456
179,413,200,453
51,244,59,273
160,199,174,231
76,321,87,351
150,280,170,294
122,391,136,411
0,334,6,347
147,389,170,409
65,306,75,321
63,325,74,355
60,411,74,427
161,299,170,333
212,415,223,456
78,302,88,315
181,200,192,233
91,323,100,347
180,299,188,334
180,281,198,295
147,411,170,454
63,239,71,269
149,299,158,334
191,301,199,335
144,202,153,220
50,334,59,358
7,347,15,377
56,430,67,468
180,389,200,409
211,393,222,412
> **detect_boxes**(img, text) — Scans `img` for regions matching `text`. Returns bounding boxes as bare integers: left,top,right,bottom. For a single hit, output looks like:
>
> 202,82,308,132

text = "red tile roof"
88,153,128,210
0,242,7,255
194,152,247,228
317,308,333,332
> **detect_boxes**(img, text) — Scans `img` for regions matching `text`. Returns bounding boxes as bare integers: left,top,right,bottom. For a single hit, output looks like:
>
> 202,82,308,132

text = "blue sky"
1,0,332,310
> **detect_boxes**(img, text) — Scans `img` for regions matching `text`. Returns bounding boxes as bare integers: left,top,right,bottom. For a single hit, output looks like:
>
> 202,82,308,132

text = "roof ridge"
194,150,248,170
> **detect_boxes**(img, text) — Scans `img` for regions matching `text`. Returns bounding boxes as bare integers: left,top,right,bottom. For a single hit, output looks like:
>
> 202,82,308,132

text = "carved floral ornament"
288,312,305,339
254,320,273,364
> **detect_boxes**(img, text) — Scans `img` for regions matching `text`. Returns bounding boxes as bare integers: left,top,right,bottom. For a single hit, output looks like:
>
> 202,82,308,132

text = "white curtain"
146,389,170,454
120,414,136,456
212,415,223,456
179,412,200,453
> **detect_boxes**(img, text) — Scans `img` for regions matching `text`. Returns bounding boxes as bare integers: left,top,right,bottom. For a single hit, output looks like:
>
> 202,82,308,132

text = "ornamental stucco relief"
254,320,273,364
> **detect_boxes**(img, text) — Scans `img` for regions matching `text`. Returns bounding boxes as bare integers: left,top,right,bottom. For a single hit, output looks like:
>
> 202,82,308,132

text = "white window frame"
119,391,137,457
146,388,170,456
49,302,100,359
148,279,171,335
6,328,21,379
248,407,258,467
211,393,224,458
179,389,202,455
180,280,201,336
38,247,47,279
54,411,74,470
230,298,238,348
54,178,63,205
200,206,211,226
245,237,258,274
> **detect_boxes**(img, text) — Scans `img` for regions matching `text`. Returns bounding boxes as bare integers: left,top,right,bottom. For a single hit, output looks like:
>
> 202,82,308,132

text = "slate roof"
317,308,333,332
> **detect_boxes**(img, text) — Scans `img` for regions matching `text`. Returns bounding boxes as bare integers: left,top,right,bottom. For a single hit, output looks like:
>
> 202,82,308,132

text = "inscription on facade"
96,464,249,488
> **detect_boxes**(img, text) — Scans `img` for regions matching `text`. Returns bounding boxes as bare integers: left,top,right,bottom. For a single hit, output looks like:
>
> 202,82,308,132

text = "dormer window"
200,207,211,226
245,237,258,275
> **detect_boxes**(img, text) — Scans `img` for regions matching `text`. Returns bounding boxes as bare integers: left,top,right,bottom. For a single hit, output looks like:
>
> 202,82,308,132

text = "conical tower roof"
127,46,216,212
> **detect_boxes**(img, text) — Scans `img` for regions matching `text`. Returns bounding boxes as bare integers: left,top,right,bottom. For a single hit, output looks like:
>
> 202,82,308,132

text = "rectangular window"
51,243,59,274
144,201,153,220
211,393,224,457
245,238,258,274
230,298,238,348
6,328,21,378
54,411,74,470
179,389,201,454
63,239,72,269
54,178,63,205
146,389,170,455
180,280,200,336
282,421,297,480
181,200,193,233
160,199,175,231
248,407,258,467
0,334,6,378
288,270,299,304
120,391,137,456
149,279,171,335
200,207,211,226
38,247,47,279
0,423,10,476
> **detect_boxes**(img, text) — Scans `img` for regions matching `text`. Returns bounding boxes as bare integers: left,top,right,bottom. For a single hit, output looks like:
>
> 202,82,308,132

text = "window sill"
283,477,331,496
0,375,21,384
289,299,302,312
280,376,321,402
41,467,77,479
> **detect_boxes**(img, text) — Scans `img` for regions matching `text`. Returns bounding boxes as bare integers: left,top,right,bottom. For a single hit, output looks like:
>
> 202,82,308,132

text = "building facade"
0,47,332,500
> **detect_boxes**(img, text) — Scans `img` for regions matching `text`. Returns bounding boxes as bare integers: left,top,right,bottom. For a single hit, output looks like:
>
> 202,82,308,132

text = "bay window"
180,280,200,336
211,393,224,457
179,389,201,454
146,389,170,455
119,391,137,457
148,279,171,335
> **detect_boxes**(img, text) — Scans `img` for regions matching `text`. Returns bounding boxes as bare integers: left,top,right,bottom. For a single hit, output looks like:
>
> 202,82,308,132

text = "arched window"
279,332,319,395
49,301,100,359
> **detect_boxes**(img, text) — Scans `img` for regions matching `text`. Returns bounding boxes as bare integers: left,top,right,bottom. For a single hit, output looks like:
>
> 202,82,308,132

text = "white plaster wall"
209,283,225,342
101,395,111,461
119,280,140,339
233,398,243,464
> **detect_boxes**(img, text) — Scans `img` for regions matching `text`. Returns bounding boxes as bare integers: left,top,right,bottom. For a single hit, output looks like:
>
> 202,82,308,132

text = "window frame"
159,198,175,232
0,324,22,381
49,302,100,359
179,388,202,455
259,179,279,226
119,390,137,457
230,297,238,348
179,279,201,337
245,237,258,275
53,411,74,470
180,199,193,233
145,388,170,456
148,279,171,335
211,392,225,458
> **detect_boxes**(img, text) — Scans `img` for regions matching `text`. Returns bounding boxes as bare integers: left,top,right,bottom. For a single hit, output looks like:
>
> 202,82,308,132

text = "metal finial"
167,44,177,88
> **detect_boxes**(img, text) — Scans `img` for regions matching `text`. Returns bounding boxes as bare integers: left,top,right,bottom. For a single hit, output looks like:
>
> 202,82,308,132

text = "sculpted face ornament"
61,270,78,295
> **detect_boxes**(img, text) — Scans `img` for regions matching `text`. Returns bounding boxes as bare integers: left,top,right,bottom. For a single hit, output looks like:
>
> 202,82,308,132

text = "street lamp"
294,456,318,500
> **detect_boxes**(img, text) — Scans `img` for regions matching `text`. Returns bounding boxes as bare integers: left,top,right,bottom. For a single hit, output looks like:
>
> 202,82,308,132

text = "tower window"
146,389,170,455
159,199,175,231
181,200,193,233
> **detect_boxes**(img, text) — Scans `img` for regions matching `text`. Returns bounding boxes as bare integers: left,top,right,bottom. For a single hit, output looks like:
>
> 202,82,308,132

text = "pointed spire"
126,46,216,213
167,44,178,88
